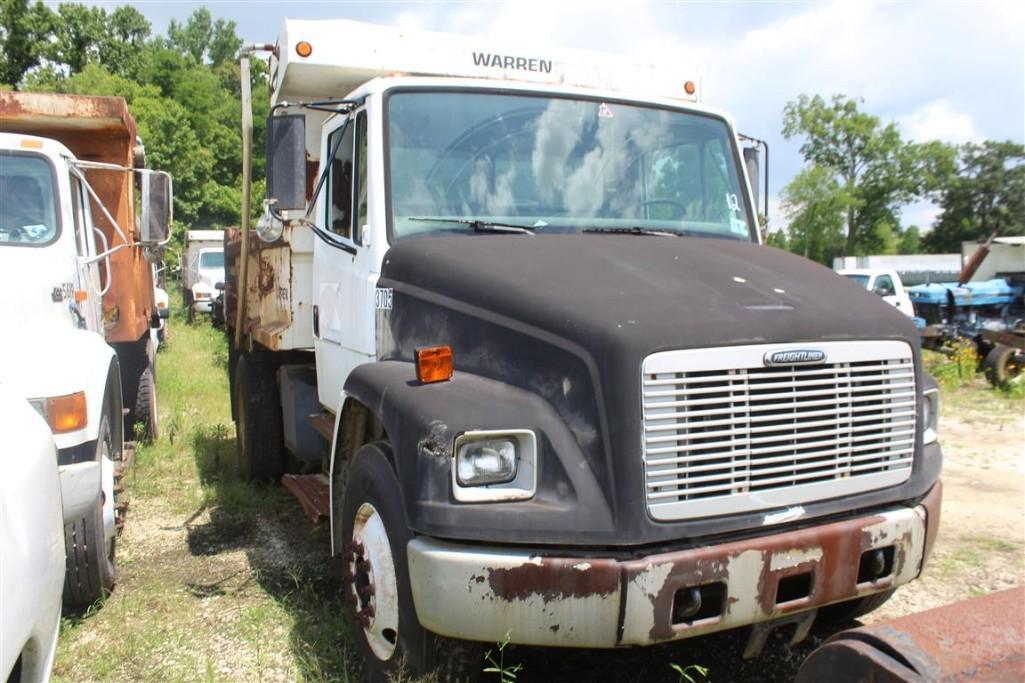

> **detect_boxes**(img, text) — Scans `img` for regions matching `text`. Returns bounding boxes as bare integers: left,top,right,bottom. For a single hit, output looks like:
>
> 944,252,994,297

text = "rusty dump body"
798,585,1025,682
0,91,155,343
405,482,942,650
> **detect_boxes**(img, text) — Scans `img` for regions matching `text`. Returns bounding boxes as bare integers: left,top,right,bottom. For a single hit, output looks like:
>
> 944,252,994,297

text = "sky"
72,0,1025,233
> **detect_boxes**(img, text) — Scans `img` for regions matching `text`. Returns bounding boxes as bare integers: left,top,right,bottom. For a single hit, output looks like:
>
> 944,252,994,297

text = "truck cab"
225,19,942,680
0,93,171,608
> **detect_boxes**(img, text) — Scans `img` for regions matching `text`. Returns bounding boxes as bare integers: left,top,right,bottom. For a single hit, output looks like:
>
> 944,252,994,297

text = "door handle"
313,305,320,337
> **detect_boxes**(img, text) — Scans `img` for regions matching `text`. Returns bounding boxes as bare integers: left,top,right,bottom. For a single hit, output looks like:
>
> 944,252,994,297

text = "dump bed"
0,92,155,343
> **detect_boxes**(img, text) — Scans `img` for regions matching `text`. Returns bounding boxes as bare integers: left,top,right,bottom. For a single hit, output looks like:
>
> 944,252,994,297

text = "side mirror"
215,281,225,291
266,114,307,212
158,307,170,320
743,147,760,210
140,171,172,245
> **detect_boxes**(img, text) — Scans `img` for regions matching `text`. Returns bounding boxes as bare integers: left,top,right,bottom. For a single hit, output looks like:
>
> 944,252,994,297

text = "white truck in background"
183,229,225,321
837,268,915,318
0,93,172,607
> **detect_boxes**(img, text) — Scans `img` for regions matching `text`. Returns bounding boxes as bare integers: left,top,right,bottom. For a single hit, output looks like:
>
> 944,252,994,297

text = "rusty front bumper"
406,483,942,649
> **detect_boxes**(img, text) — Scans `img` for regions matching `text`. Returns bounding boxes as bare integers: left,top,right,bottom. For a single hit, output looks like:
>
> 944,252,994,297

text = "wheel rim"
348,502,399,661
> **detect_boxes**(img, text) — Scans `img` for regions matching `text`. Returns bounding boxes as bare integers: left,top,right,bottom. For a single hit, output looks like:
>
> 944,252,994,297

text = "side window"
326,120,355,240
354,111,368,245
69,175,88,256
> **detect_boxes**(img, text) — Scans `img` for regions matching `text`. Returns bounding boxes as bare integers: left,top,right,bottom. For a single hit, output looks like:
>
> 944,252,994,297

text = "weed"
671,663,710,683
483,632,523,683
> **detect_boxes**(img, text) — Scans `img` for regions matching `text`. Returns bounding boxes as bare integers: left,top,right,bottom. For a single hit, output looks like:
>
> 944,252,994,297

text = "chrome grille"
641,341,916,521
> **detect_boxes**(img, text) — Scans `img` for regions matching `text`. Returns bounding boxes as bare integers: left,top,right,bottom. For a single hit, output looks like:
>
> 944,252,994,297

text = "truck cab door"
313,107,376,406
69,173,103,333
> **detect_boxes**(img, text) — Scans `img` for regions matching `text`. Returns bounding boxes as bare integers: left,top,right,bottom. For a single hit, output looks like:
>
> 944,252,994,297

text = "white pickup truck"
838,268,915,318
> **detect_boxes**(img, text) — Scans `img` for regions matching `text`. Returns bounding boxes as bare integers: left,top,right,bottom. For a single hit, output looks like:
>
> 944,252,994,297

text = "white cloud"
898,100,982,144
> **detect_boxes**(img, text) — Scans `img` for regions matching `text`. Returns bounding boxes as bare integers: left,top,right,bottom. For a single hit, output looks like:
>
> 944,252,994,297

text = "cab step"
282,473,331,525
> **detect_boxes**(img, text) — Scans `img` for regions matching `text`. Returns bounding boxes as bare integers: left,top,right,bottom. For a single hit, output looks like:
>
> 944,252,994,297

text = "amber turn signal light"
296,41,313,58
416,346,453,383
48,391,87,433
684,80,697,96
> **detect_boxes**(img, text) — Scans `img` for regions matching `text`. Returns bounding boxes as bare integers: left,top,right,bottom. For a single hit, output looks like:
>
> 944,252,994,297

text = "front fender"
342,360,616,546
0,328,119,449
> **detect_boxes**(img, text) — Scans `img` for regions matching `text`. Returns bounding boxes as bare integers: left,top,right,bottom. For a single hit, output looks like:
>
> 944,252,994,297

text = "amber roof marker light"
296,41,313,58
416,346,454,383
684,80,697,96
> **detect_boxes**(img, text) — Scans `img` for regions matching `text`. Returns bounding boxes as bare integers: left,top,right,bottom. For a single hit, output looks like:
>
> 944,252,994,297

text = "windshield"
387,91,755,241
199,250,224,269
843,274,871,289
0,152,59,247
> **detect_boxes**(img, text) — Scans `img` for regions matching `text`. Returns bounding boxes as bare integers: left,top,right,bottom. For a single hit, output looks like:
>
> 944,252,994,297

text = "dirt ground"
52,327,1025,682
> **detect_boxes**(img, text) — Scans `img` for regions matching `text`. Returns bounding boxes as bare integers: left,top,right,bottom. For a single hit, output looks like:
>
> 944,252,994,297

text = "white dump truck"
224,19,941,681
183,229,225,321
0,93,172,606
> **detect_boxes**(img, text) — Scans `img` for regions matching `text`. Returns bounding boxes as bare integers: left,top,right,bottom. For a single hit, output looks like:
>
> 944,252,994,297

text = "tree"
779,166,851,264
47,2,106,74
782,94,955,254
167,7,212,63
898,225,922,254
924,141,1025,253
98,5,151,77
0,0,54,86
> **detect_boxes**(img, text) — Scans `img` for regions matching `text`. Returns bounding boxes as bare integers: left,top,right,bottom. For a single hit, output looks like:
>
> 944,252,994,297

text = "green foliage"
923,141,1025,253
0,0,54,86
7,4,265,232
782,94,956,257
483,632,523,682
780,165,851,264
671,663,710,683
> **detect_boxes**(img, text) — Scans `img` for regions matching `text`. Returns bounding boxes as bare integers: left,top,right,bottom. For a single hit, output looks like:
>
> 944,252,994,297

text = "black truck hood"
381,233,918,354
375,233,929,546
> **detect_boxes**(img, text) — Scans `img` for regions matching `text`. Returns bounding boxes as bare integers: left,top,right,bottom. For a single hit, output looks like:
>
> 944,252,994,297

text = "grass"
52,312,354,682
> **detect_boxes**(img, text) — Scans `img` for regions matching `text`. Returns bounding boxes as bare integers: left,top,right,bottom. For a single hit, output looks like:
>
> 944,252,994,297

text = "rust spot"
622,510,921,642
488,558,620,604
258,258,276,296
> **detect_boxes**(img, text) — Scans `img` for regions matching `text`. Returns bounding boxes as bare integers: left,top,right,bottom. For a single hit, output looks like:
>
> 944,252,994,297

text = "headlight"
29,391,88,434
457,438,516,486
922,387,939,445
452,430,537,503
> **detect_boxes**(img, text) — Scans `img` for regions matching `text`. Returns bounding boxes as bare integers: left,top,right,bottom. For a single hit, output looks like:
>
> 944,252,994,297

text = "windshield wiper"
583,226,681,237
408,217,536,235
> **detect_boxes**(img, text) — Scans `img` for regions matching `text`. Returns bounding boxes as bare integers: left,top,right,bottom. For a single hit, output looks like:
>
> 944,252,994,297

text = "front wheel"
63,413,117,608
340,442,482,683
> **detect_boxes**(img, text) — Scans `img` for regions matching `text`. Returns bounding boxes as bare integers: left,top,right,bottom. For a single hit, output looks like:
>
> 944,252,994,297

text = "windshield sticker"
597,102,614,119
375,287,393,310
726,193,740,213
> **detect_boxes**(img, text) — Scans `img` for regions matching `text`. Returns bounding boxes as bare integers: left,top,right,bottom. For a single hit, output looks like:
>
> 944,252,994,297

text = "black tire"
234,353,285,481
63,413,116,608
134,367,158,442
340,442,482,683
982,344,1022,387
817,589,895,626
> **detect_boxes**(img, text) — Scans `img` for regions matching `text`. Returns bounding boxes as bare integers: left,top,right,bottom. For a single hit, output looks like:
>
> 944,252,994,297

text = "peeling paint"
417,420,449,459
